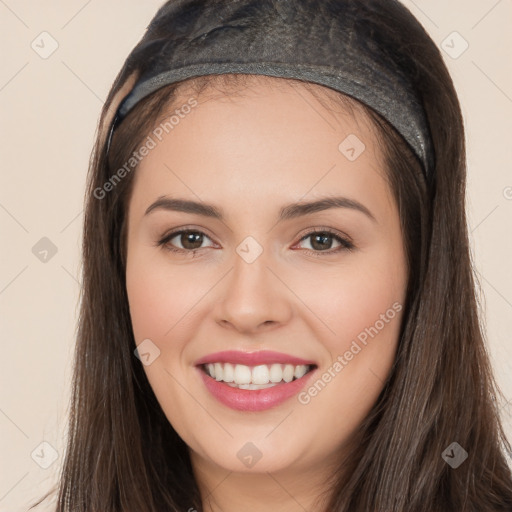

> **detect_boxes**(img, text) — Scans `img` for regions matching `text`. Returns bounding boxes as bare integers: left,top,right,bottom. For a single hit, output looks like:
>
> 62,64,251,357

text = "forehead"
176,74,376,131
128,76,392,218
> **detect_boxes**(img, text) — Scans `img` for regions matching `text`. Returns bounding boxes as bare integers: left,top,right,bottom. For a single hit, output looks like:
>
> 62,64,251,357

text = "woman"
31,0,512,510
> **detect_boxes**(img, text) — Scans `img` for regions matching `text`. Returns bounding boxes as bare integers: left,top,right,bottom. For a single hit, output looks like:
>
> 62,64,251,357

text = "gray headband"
106,0,435,180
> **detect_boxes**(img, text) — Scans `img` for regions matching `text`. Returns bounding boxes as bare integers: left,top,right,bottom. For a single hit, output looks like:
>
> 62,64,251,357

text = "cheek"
126,265,171,345
125,253,205,436
291,244,405,380
291,247,407,436
126,250,208,344
324,269,404,354
291,248,406,353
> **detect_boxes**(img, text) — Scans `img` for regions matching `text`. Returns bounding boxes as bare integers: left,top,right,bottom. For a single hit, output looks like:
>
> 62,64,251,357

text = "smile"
195,351,318,411
202,362,313,389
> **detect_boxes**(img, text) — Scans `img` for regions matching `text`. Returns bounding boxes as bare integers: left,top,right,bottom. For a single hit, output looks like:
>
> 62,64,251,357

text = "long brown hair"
30,1,512,510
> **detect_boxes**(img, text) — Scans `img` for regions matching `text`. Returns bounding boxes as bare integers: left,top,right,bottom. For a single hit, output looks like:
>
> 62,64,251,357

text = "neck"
190,451,338,512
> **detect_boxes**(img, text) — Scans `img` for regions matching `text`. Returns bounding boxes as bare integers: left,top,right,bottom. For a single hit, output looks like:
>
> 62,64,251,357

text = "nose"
214,247,293,334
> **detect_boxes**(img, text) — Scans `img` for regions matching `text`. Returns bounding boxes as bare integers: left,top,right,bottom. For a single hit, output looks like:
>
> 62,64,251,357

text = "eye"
295,229,354,254
156,227,355,256
157,229,216,254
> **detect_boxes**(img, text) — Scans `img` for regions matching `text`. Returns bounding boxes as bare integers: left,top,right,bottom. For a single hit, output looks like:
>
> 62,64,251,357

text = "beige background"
0,1,511,510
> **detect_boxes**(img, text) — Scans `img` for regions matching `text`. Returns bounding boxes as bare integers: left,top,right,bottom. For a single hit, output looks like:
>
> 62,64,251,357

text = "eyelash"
155,227,355,257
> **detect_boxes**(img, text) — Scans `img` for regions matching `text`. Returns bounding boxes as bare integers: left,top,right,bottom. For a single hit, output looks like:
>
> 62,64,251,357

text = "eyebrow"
144,195,377,223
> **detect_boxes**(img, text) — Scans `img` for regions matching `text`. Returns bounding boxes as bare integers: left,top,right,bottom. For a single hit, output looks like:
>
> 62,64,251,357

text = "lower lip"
197,367,317,411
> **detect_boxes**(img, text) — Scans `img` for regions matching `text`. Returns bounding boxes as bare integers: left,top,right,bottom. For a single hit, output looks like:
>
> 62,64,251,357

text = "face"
125,78,408,483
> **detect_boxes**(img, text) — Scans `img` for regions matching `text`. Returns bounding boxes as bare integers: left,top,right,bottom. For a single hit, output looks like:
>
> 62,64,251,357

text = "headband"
106,0,435,180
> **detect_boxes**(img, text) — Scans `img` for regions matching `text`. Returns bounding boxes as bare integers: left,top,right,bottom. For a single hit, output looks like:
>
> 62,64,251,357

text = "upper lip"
195,350,316,366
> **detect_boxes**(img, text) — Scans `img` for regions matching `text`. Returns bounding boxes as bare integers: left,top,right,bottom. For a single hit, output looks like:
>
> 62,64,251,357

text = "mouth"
201,362,315,390
194,351,318,411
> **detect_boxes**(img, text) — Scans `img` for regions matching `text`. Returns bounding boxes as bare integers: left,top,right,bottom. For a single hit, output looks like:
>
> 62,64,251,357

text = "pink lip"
195,351,317,411
197,369,317,411
195,350,315,366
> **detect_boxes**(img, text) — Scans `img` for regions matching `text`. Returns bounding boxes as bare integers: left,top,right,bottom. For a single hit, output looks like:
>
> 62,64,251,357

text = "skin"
125,78,408,512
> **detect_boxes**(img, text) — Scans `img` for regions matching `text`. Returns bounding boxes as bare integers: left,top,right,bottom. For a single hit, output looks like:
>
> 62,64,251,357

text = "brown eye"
310,233,336,251
178,231,204,250
296,230,354,254
158,230,215,253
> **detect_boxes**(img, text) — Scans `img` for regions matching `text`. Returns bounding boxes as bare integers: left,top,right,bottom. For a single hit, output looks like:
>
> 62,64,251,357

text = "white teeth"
223,362,234,382
214,363,223,381
234,364,252,384
294,364,307,379
204,362,312,387
234,383,276,390
282,364,294,383
269,363,283,383
252,365,270,385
